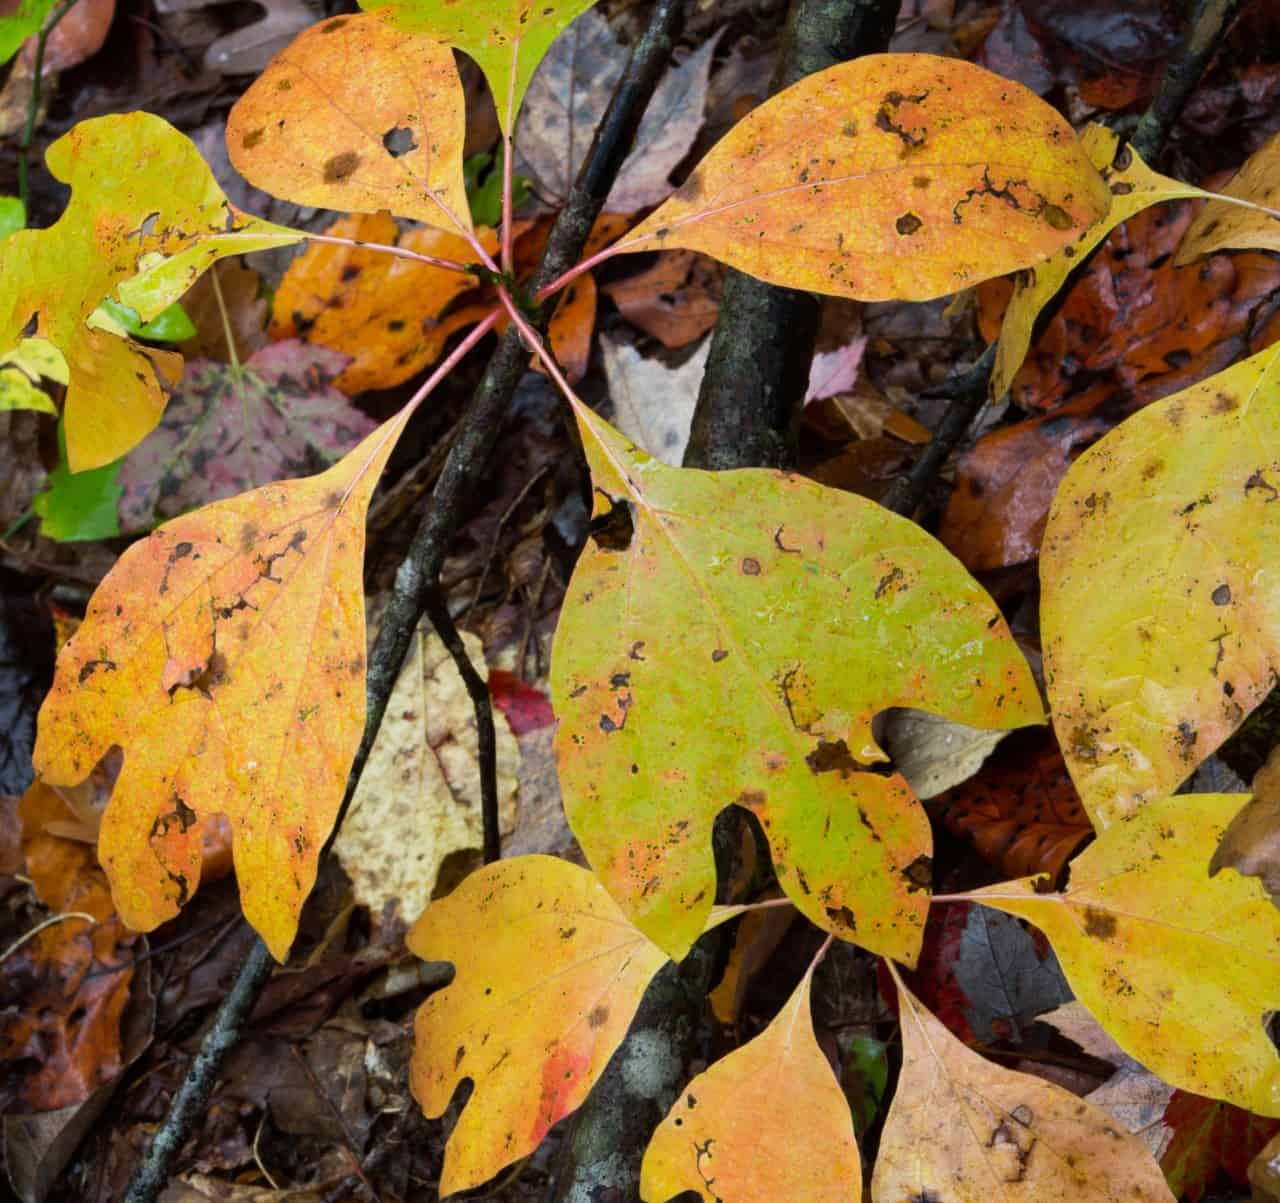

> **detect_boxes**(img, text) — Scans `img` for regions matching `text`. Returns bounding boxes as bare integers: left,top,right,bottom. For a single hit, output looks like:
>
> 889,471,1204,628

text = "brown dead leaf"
602,250,723,349
1209,744,1280,906
178,261,267,363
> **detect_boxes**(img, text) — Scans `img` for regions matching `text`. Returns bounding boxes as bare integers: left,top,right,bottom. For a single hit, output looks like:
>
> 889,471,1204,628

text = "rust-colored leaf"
1160,1090,1280,1202
602,251,723,350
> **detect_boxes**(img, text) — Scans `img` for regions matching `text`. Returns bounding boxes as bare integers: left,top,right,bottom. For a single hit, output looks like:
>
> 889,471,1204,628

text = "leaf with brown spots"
1041,342,1280,825
551,405,1043,966
605,54,1108,302
0,113,300,471
970,792,1280,1117
32,412,411,960
227,11,471,234
640,969,861,1203
872,972,1175,1203
1178,129,1280,262
409,855,735,1194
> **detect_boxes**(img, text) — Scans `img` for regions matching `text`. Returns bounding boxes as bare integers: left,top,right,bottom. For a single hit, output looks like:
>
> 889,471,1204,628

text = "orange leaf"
33,416,409,960
602,250,723,350
227,11,471,235
641,970,861,1203
546,272,596,383
613,54,1109,301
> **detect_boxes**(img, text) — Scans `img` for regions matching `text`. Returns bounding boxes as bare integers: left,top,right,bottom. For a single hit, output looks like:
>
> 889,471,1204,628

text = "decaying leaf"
610,55,1109,301
640,971,861,1203
551,405,1043,964
34,414,410,960
971,792,1280,1116
116,341,376,532
0,113,299,470
227,12,471,235
409,855,676,1194
1160,1090,1280,1202
1178,128,1280,261
601,333,708,466
602,251,723,350
334,627,518,922
871,975,1175,1203
880,707,1007,800
1209,743,1280,905
1041,342,1280,825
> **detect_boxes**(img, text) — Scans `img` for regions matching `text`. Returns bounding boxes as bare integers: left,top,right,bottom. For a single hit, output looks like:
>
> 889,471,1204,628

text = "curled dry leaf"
611,55,1109,301
1209,742,1280,906
1041,343,1280,826
551,405,1042,964
871,975,1175,1203
0,113,299,470
972,792,1280,1116
640,971,861,1203
1178,129,1280,261
334,628,519,923
34,416,409,960
227,12,471,234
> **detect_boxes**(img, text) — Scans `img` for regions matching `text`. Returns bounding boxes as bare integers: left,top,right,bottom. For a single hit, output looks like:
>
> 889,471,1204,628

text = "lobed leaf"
409,855,675,1195
990,124,1205,400
871,976,1175,1203
610,54,1109,302
0,113,300,470
227,11,471,234
1178,128,1280,262
1041,342,1280,825
641,971,861,1203
33,415,408,960
970,792,1280,1117
551,406,1043,965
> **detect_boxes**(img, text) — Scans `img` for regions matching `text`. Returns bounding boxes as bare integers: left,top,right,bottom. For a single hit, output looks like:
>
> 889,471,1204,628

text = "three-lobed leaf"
1041,342,1280,824
609,54,1110,301
971,792,1280,1117
551,405,1043,965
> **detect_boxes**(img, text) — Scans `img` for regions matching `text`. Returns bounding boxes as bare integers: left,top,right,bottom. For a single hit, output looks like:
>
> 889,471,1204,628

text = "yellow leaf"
408,855,672,1195
1041,342,1280,825
552,406,1043,965
0,113,300,470
33,415,409,960
227,11,471,235
641,971,861,1203
989,124,1205,400
612,54,1109,302
872,975,1175,1203
970,792,1280,1117
1178,128,1280,261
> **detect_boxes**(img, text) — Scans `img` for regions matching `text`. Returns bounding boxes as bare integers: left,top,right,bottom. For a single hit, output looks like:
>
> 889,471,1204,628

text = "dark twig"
121,3,687,1198
17,0,79,215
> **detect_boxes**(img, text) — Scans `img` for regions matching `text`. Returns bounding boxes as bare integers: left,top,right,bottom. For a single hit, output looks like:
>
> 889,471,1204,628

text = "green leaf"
360,0,600,133
465,149,529,228
0,195,26,238
96,297,197,343
34,422,123,542
843,1033,889,1137
550,405,1044,965
0,0,57,64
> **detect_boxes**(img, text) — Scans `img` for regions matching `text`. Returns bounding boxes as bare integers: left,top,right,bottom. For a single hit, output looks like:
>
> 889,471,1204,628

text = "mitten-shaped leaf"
34,416,408,960
1041,343,1280,825
970,793,1280,1116
227,11,471,234
360,0,599,133
0,113,299,469
641,970,861,1203
610,54,1109,301
872,975,1175,1203
990,124,1204,400
408,855,675,1195
551,407,1043,966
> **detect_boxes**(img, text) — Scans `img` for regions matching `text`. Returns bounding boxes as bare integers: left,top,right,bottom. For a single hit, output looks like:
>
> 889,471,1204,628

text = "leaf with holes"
0,113,300,471
641,969,860,1203
1178,128,1280,262
408,855,731,1194
871,975,1175,1203
1040,342,1280,826
227,11,471,235
604,54,1109,302
32,414,409,960
970,792,1280,1116
551,404,1043,965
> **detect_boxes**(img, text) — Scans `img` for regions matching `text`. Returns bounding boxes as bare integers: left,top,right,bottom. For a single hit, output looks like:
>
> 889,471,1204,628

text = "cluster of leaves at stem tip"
7,0,1280,1198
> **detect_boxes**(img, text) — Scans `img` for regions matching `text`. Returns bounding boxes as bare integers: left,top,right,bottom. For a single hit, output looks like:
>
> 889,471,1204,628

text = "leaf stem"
0,910,97,963
535,242,620,302
208,263,240,374
17,0,81,216
300,231,474,275
501,39,520,276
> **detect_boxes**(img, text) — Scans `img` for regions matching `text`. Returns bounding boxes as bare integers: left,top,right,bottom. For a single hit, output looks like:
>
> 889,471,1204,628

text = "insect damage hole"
589,494,635,552
382,126,417,158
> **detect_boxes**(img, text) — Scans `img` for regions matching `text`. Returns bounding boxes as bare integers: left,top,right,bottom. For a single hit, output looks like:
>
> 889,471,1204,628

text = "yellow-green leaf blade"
551,407,1043,965
970,793,1280,1117
611,54,1109,302
872,977,1175,1203
990,123,1206,399
33,416,407,960
408,855,670,1196
1042,342,1280,825
227,11,471,233
641,971,861,1203
1178,128,1280,261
